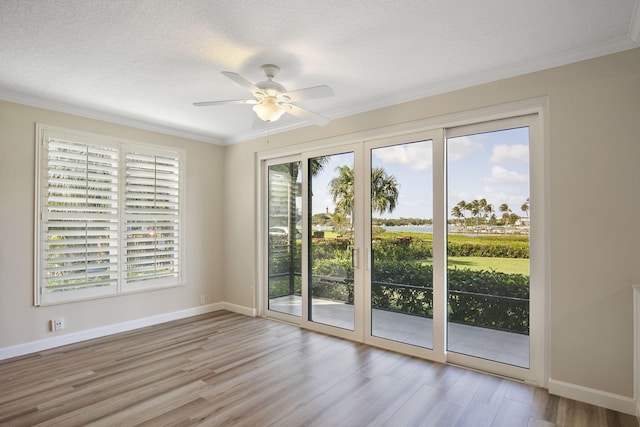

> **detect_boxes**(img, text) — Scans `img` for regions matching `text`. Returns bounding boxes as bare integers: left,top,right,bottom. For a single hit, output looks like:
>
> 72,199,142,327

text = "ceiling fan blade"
281,85,334,102
193,99,258,107
283,104,330,126
221,71,262,96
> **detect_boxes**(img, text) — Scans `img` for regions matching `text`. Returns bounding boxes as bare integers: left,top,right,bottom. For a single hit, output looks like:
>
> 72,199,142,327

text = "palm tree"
477,198,489,228
330,211,351,236
310,156,329,177
456,200,468,229
371,167,399,215
499,203,511,225
521,198,530,219
329,165,355,218
483,201,494,226
469,199,481,232
329,165,399,220
451,205,464,228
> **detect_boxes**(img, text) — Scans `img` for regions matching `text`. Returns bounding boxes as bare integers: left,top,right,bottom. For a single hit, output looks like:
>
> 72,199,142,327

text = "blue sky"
311,126,530,219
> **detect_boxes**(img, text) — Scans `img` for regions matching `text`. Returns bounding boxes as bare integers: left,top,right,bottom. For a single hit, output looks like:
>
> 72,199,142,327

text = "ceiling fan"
194,64,334,126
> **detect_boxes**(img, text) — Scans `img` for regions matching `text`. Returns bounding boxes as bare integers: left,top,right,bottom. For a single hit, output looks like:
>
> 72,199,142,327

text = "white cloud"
489,144,528,163
448,189,469,201
373,142,432,171
485,166,528,185
447,136,482,161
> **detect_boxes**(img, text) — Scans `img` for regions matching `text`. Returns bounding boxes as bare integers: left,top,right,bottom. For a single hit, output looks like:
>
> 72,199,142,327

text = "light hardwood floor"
0,311,637,427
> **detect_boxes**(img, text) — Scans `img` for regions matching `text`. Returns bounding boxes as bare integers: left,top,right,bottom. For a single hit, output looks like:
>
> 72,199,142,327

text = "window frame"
34,124,186,305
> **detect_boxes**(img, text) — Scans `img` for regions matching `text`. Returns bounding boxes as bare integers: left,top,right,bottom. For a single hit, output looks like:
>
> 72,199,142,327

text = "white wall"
222,48,640,404
0,101,225,351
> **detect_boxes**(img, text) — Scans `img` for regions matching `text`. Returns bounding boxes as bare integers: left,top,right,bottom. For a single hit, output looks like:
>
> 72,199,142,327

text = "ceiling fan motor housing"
256,64,285,96
256,80,286,97
261,64,280,79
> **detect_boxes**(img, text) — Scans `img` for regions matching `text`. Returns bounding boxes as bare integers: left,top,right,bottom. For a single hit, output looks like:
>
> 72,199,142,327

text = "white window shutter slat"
37,127,184,304
42,139,119,298
124,151,181,287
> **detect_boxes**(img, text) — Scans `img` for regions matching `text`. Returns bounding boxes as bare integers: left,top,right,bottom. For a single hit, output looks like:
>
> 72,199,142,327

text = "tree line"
316,163,529,232
450,198,529,229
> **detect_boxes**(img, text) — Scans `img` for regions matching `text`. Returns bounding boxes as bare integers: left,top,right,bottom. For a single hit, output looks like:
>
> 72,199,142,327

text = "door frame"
361,130,447,364
443,114,544,383
260,154,305,325
299,143,365,342
256,97,549,386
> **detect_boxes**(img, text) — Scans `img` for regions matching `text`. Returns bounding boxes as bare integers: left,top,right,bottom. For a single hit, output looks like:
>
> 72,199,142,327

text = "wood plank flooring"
0,311,637,427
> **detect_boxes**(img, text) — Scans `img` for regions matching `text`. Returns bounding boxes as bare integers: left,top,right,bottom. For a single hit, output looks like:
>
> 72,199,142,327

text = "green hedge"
373,234,529,258
372,237,432,260
312,257,529,334
269,236,530,334
448,242,528,258
373,260,528,334
309,257,354,302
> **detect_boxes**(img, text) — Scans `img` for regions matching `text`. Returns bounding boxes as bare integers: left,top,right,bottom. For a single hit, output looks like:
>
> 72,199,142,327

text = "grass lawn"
447,256,529,275
416,256,528,275
312,230,530,276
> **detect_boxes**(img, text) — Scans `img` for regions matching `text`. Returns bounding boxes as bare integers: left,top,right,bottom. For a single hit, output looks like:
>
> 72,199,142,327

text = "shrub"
268,235,301,274
372,236,432,260
269,276,302,298
310,257,353,303
275,236,530,334
447,268,529,333
447,241,528,258
371,260,529,334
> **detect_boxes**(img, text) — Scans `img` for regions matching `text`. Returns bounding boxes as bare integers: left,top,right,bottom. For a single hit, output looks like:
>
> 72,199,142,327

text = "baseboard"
548,378,636,415
0,302,235,361
222,301,257,317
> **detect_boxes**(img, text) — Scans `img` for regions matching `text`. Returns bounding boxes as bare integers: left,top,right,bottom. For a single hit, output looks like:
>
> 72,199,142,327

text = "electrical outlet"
200,295,205,305
51,318,64,331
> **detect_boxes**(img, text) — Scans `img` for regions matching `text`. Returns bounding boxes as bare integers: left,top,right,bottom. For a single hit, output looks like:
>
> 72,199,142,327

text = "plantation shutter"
36,125,185,304
124,149,181,288
41,137,119,302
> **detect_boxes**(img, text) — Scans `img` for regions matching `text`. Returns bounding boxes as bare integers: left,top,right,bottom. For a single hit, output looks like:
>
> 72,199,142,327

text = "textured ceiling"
0,0,638,144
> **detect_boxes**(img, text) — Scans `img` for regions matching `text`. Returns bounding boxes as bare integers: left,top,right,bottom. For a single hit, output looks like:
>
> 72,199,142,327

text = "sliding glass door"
266,158,302,317
262,112,543,383
445,119,533,370
307,151,357,331
368,139,435,350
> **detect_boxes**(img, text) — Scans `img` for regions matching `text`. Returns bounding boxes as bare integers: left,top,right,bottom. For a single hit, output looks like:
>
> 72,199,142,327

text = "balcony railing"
269,272,529,335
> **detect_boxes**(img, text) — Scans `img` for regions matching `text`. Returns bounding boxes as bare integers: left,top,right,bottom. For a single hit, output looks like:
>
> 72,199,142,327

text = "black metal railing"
268,273,530,335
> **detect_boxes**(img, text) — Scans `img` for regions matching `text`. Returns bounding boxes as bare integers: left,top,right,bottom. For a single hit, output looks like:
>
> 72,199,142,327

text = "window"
35,125,184,304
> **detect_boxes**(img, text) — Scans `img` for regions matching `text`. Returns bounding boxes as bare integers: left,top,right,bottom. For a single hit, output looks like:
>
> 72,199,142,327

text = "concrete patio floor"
269,295,529,368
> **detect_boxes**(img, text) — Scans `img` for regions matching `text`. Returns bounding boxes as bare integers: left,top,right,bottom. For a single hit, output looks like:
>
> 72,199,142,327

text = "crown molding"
324,37,639,125
0,88,224,145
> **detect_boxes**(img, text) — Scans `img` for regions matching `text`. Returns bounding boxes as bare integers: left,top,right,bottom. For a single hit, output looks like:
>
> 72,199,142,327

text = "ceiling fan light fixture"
253,99,285,122
195,64,334,127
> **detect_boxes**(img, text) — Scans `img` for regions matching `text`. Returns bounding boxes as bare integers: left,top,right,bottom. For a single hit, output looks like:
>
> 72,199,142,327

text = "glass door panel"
370,140,434,349
267,161,302,317
446,126,530,368
262,113,542,383
308,152,355,330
